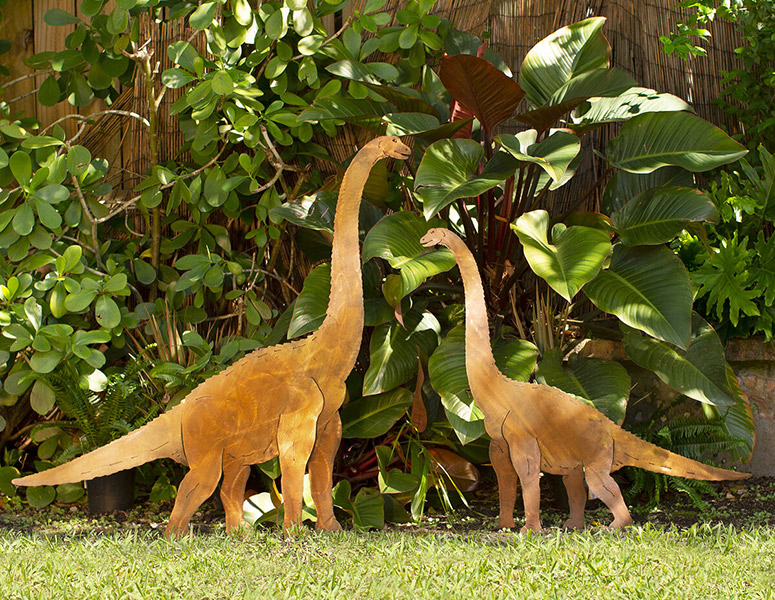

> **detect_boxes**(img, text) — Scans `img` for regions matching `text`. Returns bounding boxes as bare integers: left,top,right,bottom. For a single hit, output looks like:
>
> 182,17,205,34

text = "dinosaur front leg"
308,413,343,532
562,466,587,530
165,453,223,538
489,438,517,529
277,411,318,533
509,439,543,533
220,458,251,534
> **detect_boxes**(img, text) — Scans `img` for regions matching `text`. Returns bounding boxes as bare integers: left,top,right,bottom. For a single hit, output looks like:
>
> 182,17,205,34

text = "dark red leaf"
439,54,525,134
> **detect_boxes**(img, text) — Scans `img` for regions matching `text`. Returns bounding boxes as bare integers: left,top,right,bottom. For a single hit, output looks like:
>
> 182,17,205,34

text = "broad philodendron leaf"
520,17,610,108
362,311,440,396
601,167,694,215
570,87,692,132
606,111,748,173
612,186,718,246
288,264,330,338
341,388,413,438
332,480,385,531
268,194,334,232
432,151,520,209
584,244,692,348
512,210,611,302
438,53,525,133
516,68,636,132
413,139,483,218
497,129,581,183
535,349,629,424
382,112,472,141
428,325,538,444
362,212,455,300
296,96,388,131
622,314,734,407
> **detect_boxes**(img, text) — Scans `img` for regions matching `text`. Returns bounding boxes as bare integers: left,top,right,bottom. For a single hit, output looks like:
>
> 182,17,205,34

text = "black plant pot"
86,469,135,514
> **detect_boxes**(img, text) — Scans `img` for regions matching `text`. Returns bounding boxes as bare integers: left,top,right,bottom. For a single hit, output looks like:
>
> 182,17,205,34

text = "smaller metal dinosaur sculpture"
420,227,750,531
13,136,411,537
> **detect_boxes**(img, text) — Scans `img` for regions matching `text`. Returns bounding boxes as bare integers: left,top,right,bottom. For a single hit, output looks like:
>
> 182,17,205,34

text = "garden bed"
2,476,773,538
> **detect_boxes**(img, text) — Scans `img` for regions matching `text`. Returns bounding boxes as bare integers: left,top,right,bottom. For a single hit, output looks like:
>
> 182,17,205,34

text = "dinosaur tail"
12,407,185,487
613,427,749,481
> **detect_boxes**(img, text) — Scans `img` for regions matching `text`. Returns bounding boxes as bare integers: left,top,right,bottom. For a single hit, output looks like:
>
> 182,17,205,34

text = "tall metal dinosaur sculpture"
13,136,412,537
419,227,749,531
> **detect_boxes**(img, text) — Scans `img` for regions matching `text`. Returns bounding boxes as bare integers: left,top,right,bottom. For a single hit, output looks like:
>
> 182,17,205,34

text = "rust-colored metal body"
13,136,411,537
420,227,749,531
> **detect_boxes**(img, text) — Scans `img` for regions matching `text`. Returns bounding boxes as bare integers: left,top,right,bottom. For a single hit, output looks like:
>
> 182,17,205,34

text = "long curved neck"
318,149,380,340
447,237,496,369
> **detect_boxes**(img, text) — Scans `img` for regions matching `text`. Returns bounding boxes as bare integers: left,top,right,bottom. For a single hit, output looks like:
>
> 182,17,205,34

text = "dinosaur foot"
496,517,516,530
606,517,634,530
562,518,585,531
315,519,343,533
520,522,542,534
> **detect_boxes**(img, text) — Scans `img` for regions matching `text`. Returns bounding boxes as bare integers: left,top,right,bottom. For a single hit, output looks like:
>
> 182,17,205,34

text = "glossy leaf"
612,186,718,245
584,244,692,348
601,167,694,215
535,349,629,424
341,388,412,438
570,87,692,131
413,139,482,218
512,210,611,302
332,480,385,531
26,485,56,508
438,53,524,133
497,129,581,184
607,111,748,173
622,314,733,407
288,264,330,339
520,17,610,108
362,212,455,299
362,311,439,396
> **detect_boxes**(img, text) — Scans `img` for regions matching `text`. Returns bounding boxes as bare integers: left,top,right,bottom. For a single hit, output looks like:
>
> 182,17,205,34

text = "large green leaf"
496,129,581,183
720,363,755,461
382,112,472,141
612,186,718,246
516,68,636,131
362,212,455,300
512,210,611,302
535,349,629,424
413,139,483,219
520,17,610,108
376,446,419,494
570,87,692,132
362,311,440,396
622,314,734,407
438,53,525,133
341,388,413,439
332,480,384,531
297,96,388,131
426,151,519,211
428,325,538,444
584,244,692,348
288,264,330,338
601,167,694,215
606,111,748,173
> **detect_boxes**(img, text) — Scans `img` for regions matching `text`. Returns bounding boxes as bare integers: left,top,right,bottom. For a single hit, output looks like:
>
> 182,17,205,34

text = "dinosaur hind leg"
584,461,633,529
220,458,251,534
166,453,223,538
562,466,587,530
308,413,343,532
489,438,517,529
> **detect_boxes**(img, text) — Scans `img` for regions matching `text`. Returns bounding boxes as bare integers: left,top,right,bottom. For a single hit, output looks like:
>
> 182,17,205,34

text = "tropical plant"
7,355,161,509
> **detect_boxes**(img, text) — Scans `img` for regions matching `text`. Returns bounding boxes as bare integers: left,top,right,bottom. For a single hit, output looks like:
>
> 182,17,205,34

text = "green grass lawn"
2,522,774,599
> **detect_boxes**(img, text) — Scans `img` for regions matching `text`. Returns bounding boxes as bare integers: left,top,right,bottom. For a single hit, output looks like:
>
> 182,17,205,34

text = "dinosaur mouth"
392,148,412,159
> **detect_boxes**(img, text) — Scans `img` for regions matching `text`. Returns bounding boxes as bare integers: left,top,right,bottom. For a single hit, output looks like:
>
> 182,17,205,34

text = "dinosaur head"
377,136,411,160
420,227,454,248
